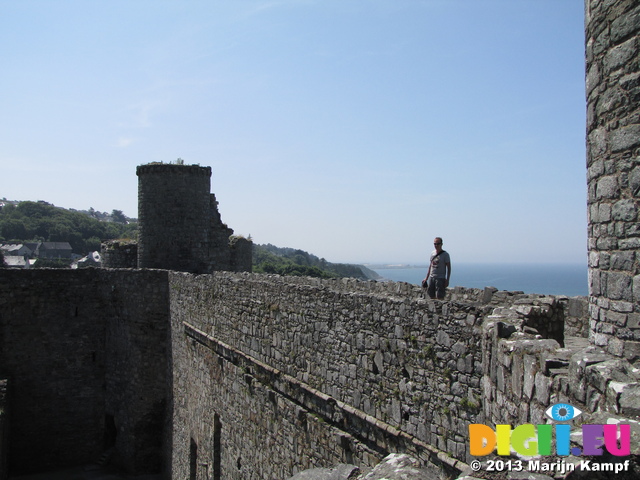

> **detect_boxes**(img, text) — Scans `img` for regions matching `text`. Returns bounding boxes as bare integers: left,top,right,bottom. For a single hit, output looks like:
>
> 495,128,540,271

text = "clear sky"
1,0,587,265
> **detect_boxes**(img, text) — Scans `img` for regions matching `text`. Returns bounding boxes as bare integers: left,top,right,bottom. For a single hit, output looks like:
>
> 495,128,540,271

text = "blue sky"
1,1,587,264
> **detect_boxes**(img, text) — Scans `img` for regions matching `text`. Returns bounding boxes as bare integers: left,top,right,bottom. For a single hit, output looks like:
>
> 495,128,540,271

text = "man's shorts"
427,277,447,299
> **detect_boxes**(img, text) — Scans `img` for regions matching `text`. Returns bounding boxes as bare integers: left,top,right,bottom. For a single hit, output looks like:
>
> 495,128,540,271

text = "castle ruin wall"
135,164,253,274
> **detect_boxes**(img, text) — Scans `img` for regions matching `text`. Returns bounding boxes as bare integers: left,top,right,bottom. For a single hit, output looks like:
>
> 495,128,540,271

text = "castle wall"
586,0,640,361
168,272,640,479
167,272,488,479
0,270,107,472
170,308,385,480
101,269,170,474
481,309,640,447
0,269,169,476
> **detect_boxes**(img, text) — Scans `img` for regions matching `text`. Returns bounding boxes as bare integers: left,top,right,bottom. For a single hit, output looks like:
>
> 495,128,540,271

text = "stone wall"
564,296,590,338
208,193,234,271
167,273,601,478
167,273,640,479
586,0,640,361
0,269,169,476
167,273,486,479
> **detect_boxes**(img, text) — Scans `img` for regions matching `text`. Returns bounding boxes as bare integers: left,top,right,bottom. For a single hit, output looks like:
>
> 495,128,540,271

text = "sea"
368,263,589,297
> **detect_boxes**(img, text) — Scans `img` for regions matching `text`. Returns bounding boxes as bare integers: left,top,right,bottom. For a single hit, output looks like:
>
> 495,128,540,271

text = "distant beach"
367,263,588,297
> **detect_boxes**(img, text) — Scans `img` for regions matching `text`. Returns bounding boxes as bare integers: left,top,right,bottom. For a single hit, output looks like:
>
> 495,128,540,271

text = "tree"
1,218,27,240
111,209,127,224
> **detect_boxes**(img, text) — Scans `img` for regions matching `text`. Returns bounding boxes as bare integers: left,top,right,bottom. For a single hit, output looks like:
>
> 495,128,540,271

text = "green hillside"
0,200,137,255
253,243,380,280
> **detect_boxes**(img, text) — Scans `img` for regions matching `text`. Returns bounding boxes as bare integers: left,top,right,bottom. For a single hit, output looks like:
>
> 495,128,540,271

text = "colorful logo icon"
545,403,582,422
469,403,630,457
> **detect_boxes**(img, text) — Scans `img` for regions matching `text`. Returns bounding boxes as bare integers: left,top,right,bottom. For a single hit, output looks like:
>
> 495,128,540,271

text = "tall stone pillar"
586,0,640,360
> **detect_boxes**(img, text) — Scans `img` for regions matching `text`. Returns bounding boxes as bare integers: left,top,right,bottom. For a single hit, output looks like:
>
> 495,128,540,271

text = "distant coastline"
366,263,588,297
365,263,428,270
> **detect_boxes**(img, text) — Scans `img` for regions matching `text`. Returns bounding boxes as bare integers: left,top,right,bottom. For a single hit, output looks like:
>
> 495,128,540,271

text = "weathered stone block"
622,340,640,363
611,124,640,152
633,275,640,302
611,5,640,43
610,251,636,271
606,309,628,326
523,354,537,400
619,383,640,417
534,372,550,404
606,271,633,300
596,86,625,117
620,237,640,249
612,198,638,221
588,128,608,160
630,165,640,194
605,37,639,73
596,175,620,199
586,359,632,393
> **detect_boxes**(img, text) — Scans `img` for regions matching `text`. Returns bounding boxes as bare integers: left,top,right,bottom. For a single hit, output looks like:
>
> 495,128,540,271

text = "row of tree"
0,201,137,255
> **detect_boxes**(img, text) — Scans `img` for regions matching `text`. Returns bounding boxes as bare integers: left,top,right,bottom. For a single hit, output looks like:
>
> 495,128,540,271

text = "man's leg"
427,277,436,299
435,278,446,299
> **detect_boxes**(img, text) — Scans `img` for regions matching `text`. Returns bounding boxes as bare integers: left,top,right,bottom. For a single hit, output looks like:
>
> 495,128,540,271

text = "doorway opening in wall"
189,438,197,480
213,414,221,480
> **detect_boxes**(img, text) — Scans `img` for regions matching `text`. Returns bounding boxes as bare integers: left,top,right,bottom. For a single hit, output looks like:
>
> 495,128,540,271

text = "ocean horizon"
367,263,588,297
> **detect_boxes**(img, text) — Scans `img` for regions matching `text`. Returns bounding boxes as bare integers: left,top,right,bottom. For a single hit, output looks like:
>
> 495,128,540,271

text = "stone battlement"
135,163,212,177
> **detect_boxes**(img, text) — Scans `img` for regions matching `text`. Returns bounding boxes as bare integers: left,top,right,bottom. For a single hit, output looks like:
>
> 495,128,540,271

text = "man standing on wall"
423,237,451,299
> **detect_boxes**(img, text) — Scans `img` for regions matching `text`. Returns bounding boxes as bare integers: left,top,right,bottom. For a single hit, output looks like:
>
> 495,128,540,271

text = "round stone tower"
585,0,640,360
137,163,213,273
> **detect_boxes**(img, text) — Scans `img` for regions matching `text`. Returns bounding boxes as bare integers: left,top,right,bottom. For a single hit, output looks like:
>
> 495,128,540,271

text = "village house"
1,242,73,259
37,242,73,259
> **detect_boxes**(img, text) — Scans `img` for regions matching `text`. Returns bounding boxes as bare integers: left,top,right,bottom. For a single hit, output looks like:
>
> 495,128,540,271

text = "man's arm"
445,262,451,287
424,263,432,283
